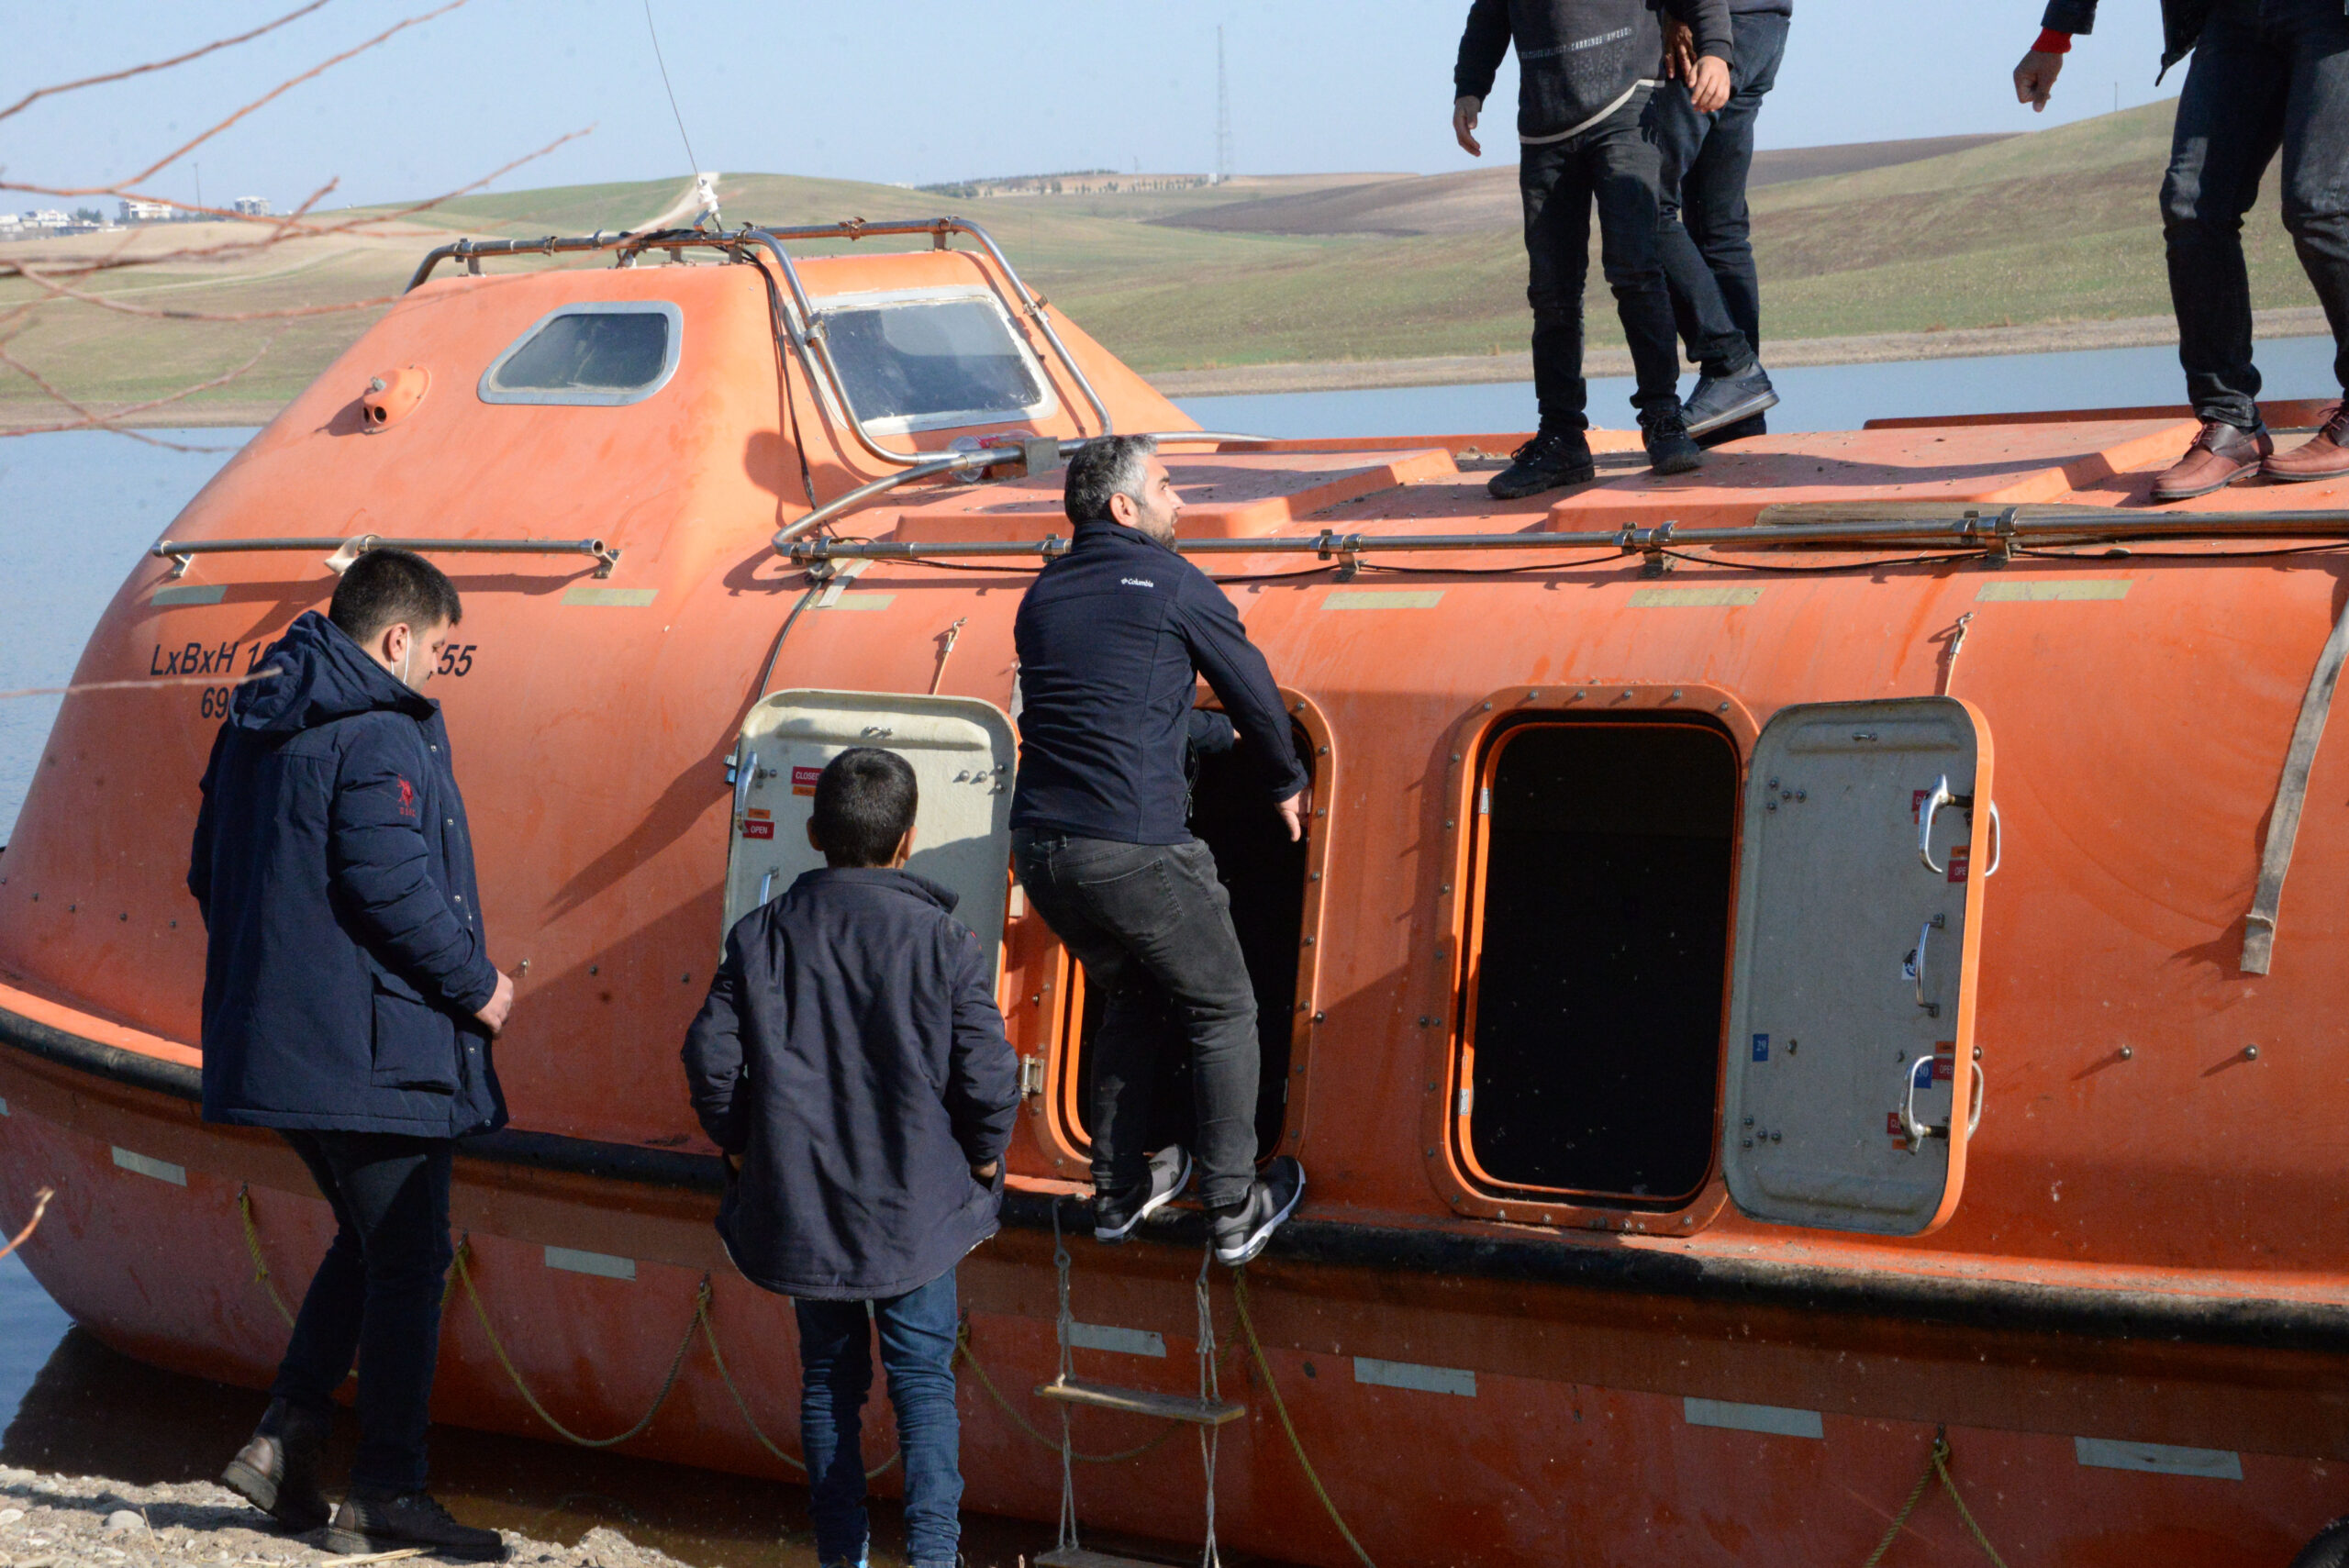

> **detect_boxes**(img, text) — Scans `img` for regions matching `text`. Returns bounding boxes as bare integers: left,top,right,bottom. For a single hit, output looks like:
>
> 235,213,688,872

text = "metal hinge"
1019,1055,1045,1097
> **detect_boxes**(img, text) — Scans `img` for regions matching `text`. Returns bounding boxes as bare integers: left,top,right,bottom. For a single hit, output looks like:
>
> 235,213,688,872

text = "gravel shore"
0,1470,685,1568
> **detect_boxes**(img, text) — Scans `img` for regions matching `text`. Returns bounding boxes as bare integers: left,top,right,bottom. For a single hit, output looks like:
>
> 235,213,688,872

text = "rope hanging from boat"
235,1185,297,1329
1193,1248,1223,1568
1052,1197,1081,1558
1231,1271,1379,1568
2241,587,2349,973
1859,1434,2008,1568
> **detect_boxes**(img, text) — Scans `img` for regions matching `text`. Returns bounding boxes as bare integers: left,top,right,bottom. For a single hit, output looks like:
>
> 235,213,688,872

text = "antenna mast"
1215,26,1232,185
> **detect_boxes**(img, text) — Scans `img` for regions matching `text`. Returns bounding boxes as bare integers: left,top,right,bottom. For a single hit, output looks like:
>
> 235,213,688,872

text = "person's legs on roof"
1489,134,1602,499
1590,102,1702,474
2262,0,2349,480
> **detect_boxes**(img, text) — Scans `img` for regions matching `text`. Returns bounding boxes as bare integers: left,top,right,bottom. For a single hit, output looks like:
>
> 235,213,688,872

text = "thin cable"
1661,547,1984,575
2015,540,2349,561
640,0,699,175
1353,553,1620,577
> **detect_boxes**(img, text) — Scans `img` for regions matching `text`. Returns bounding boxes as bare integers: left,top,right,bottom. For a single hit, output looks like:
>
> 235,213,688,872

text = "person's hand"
1453,95,1483,158
2014,49,2064,111
1664,17,1698,83
1687,55,1731,114
725,1151,744,1174
1276,789,1310,843
473,970,515,1035
971,1161,999,1184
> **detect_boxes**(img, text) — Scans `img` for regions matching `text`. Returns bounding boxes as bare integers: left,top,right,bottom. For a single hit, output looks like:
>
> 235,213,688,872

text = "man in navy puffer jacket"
190,548,512,1562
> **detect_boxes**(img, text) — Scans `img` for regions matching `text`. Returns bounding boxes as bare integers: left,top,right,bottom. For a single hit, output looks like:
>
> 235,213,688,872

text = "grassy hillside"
0,99,2327,426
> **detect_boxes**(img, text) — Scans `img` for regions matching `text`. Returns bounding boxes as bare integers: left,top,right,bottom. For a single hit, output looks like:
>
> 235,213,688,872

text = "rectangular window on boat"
817,290,1054,434
478,301,683,406
1458,720,1738,1207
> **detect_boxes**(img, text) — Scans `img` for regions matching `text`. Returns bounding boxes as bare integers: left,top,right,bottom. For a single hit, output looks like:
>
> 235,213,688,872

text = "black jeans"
1519,92,1685,431
1653,10,1790,378
272,1130,456,1494
2164,0,2349,426
1011,831,1261,1209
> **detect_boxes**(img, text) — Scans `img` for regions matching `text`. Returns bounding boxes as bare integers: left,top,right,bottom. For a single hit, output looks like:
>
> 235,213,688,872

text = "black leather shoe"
221,1398,331,1534
1684,363,1778,437
1210,1157,1305,1267
1641,406,1706,476
326,1491,507,1562
1095,1145,1190,1243
1486,428,1596,500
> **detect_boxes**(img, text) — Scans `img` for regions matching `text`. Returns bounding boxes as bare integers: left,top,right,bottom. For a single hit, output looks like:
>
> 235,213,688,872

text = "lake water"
0,335,2341,1560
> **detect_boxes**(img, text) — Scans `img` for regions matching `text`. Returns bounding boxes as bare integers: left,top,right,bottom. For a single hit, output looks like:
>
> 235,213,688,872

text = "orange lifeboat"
6,217,2349,1565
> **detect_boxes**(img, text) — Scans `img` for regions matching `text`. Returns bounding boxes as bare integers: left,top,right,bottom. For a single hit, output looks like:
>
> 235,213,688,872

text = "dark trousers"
271,1130,456,1494
1653,10,1791,378
1519,92,1686,431
2164,0,2349,426
795,1269,962,1568
1011,831,1261,1209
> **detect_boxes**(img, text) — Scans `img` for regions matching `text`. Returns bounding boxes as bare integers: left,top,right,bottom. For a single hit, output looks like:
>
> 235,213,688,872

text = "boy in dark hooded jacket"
1453,0,1735,494
191,548,512,1562
682,748,1018,1568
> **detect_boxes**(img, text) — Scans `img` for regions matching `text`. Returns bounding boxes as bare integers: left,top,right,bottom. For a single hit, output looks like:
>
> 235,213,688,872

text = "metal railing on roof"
405,218,1114,472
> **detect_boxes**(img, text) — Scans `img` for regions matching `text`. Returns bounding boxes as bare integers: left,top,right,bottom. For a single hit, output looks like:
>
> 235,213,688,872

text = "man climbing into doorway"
2014,0,2349,498
1011,435,1309,1268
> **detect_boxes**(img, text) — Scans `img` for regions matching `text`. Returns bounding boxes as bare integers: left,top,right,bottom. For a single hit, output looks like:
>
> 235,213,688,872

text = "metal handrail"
777,505,2349,570
771,430,1283,549
404,218,1115,470
151,535,620,580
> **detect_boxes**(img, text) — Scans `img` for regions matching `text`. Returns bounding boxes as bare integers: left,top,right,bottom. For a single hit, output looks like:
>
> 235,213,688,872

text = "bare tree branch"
0,337,274,448
0,1190,54,1265
0,1,336,123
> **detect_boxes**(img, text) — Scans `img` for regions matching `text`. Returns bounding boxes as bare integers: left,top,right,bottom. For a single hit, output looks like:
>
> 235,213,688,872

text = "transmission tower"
1215,26,1232,184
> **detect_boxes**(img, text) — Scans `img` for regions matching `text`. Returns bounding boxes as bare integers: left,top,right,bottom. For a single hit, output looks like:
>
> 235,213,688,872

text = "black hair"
1063,433,1158,527
328,548,462,644
811,748,918,867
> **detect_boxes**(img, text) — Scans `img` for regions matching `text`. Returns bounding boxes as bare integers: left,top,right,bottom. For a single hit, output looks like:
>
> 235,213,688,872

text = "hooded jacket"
680,868,1019,1301
189,611,503,1137
1456,0,1734,142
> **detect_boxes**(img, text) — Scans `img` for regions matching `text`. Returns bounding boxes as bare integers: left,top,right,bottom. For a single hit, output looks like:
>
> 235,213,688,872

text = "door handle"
1906,914,1946,1017
1982,801,2002,877
733,747,760,828
1918,773,1954,874
1897,1055,1985,1155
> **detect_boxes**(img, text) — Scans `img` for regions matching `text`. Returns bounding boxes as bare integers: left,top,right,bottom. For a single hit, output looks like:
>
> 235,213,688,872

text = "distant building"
233,196,271,217
27,209,72,229
120,199,174,223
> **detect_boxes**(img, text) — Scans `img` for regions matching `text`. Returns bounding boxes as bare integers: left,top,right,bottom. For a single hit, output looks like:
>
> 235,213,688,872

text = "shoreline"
0,306,2330,432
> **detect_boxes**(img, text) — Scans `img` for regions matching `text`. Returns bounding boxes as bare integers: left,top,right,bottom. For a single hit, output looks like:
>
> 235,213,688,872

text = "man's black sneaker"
1642,407,1706,476
325,1491,507,1562
1683,362,1778,438
1696,411,1767,450
221,1397,331,1534
1095,1145,1191,1243
1486,428,1596,500
1209,1157,1306,1267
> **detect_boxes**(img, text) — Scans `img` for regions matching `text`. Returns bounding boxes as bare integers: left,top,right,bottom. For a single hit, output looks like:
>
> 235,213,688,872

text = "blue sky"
6,2,2174,212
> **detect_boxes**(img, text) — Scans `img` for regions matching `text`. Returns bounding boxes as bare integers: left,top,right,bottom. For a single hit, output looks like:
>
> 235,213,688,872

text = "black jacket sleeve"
941,926,1019,1171
1663,0,1734,62
1186,707,1238,759
680,925,751,1155
1174,572,1309,802
187,721,228,928
1454,0,1512,101
328,719,498,1014
2041,0,2096,31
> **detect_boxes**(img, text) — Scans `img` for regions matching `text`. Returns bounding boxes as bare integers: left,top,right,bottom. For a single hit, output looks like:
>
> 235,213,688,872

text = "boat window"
820,293,1052,433
1058,718,1314,1162
1459,720,1738,1208
478,302,683,406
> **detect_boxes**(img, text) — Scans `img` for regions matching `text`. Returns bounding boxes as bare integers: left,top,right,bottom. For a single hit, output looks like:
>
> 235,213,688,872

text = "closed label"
792,765,823,797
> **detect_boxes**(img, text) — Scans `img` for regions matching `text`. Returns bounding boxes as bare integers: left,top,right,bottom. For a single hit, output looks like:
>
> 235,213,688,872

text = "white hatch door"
1720,697,1998,1237
725,690,1017,977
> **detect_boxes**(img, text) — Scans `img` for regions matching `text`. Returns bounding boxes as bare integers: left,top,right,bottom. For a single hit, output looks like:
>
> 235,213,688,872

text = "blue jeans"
2164,0,2349,425
796,1269,962,1568
1653,10,1790,378
270,1130,455,1494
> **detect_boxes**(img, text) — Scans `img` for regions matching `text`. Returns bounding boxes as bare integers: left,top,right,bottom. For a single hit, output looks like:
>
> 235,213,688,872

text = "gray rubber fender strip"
2243,587,2349,973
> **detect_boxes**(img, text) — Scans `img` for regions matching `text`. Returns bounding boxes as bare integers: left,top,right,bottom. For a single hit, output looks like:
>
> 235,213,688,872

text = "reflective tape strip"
0,1096,10,1116
543,1246,635,1280
152,584,228,606
1628,585,1764,607
1063,1322,1166,1358
1683,1397,1822,1439
561,586,658,607
1322,590,1443,610
818,594,896,611
2074,1437,2242,1479
1353,1357,1475,1396
111,1147,186,1185
1975,579,2132,602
